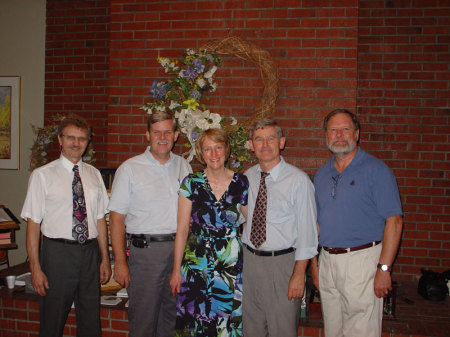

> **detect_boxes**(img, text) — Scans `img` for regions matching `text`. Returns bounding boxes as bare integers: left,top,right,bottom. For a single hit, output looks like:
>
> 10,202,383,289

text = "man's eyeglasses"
62,135,89,143
331,175,341,199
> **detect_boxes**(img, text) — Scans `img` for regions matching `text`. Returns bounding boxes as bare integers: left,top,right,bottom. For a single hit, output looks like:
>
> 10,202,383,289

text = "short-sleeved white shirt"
21,155,109,239
107,147,192,234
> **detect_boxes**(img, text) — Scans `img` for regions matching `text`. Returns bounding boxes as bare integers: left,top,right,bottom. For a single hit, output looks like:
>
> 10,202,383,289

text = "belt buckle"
132,235,148,248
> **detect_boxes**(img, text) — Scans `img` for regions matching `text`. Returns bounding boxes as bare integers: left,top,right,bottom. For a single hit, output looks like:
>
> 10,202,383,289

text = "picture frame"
0,76,20,170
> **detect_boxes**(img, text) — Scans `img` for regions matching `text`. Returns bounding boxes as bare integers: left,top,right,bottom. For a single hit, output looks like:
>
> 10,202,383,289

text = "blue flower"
182,67,197,79
191,131,199,140
149,80,168,100
192,58,205,73
231,160,240,169
191,90,200,100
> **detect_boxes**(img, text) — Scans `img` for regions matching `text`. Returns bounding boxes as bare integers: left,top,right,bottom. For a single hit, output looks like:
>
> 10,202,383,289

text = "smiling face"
146,119,179,164
201,136,226,170
58,125,90,164
326,113,359,157
249,126,286,171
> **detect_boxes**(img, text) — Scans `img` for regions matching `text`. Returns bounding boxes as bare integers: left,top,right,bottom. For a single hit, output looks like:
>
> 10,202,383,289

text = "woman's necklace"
206,169,226,195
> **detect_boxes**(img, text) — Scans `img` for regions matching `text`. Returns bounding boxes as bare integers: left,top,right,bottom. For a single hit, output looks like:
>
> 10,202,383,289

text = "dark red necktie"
250,172,269,248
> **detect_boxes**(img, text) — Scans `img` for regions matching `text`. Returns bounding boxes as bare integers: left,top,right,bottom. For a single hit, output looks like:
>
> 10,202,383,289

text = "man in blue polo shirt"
312,109,403,337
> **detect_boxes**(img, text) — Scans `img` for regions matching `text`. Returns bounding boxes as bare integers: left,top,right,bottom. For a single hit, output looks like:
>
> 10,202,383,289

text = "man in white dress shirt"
21,115,111,337
108,111,192,337
241,119,318,337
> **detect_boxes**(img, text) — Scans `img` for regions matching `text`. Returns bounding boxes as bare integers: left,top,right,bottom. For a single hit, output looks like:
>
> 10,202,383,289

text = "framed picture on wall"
0,76,20,170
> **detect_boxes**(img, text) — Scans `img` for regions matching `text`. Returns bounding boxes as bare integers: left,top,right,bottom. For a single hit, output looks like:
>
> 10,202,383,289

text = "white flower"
244,140,250,150
158,57,170,67
196,111,221,130
196,78,206,88
210,82,217,92
141,105,153,114
230,117,237,125
186,49,195,56
156,105,166,112
169,100,180,110
204,66,217,79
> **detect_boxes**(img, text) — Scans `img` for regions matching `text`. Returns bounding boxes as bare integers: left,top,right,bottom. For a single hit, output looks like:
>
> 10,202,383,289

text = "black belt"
244,244,295,257
129,233,175,248
322,241,381,255
45,236,96,246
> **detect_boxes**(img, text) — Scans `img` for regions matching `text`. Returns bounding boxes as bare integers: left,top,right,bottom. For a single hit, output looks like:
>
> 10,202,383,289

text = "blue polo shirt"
314,148,402,248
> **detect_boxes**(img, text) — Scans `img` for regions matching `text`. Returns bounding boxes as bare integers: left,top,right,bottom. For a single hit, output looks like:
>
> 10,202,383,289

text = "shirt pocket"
267,199,293,225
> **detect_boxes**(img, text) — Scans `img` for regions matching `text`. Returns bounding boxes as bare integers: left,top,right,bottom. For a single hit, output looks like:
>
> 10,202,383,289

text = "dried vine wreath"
200,35,279,129
29,114,95,170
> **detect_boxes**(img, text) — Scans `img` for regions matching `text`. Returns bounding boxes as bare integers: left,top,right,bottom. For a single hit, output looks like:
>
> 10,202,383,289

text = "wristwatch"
377,263,391,272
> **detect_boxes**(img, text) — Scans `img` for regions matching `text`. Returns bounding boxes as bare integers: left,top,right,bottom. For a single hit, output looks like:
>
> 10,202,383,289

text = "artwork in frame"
0,76,20,170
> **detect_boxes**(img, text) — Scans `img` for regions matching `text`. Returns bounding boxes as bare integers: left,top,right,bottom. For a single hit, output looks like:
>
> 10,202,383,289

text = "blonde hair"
195,128,231,165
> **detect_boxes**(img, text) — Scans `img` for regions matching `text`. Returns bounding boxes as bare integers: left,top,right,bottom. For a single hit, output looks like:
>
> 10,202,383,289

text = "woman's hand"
169,270,182,297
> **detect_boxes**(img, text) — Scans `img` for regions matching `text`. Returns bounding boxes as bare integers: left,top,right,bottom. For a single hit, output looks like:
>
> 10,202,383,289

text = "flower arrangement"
30,114,95,170
141,48,252,171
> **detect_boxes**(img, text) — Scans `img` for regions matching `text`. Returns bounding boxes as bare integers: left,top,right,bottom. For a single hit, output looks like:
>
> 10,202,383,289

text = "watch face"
381,265,389,271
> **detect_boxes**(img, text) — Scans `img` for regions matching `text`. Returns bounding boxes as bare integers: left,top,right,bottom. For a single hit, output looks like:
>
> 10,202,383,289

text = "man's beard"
327,139,357,157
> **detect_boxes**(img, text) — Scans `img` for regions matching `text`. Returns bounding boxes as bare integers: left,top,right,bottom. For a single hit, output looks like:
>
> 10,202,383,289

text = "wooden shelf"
0,205,20,251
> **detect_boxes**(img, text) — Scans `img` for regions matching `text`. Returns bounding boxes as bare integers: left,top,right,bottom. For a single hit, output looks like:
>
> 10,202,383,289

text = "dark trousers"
39,237,101,337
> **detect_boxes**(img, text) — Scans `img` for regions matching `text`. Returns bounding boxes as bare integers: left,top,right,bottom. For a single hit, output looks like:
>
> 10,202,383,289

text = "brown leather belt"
322,241,381,254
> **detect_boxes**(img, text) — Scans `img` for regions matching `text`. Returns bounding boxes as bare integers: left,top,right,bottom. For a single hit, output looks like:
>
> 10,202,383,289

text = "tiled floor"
299,281,450,337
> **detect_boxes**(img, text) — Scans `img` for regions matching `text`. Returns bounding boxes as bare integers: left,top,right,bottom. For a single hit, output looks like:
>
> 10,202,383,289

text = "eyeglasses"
331,175,341,199
62,135,89,143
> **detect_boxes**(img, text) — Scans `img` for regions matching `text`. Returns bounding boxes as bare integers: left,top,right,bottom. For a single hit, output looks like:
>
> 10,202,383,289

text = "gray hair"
147,111,177,131
249,119,283,139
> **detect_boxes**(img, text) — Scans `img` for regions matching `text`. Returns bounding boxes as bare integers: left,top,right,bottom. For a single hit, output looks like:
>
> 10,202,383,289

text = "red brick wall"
43,0,449,280
0,297,129,337
45,0,110,167
357,0,450,279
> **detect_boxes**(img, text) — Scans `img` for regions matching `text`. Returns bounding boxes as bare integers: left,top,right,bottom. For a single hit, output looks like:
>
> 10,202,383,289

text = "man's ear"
249,140,255,152
279,137,286,150
145,130,150,142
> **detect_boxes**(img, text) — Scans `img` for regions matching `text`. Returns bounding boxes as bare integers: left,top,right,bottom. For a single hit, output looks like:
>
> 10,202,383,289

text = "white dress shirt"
21,155,109,240
107,147,192,234
242,157,318,260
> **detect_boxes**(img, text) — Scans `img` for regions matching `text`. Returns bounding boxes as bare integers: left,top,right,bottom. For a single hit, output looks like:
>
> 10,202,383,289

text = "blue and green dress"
175,170,249,337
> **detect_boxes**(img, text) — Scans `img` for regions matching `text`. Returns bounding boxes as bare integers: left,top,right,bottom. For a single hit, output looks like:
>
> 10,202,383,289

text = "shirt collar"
144,146,174,166
59,154,82,173
329,146,365,175
256,156,285,182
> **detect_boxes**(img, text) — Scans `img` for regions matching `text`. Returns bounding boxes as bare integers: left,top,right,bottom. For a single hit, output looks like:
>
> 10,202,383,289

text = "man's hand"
288,272,306,300
99,259,112,285
31,269,49,296
113,260,130,288
374,269,392,298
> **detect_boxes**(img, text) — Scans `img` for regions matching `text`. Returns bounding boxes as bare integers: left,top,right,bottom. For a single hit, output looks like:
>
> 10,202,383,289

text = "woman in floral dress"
170,128,249,337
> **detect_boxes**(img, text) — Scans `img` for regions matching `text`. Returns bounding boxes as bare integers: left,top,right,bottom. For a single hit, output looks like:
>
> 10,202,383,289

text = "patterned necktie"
250,171,269,248
72,165,89,243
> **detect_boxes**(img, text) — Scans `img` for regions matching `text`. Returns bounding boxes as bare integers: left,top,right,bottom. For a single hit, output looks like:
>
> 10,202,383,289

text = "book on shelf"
0,232,11,239
0,238,12,244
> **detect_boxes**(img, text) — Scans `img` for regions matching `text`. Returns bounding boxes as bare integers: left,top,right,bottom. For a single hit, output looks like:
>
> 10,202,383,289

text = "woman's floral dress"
175,170,249,337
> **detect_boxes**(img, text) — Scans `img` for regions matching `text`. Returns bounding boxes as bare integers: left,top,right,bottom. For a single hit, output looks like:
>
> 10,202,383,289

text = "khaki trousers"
319,243,383,337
